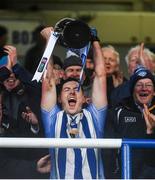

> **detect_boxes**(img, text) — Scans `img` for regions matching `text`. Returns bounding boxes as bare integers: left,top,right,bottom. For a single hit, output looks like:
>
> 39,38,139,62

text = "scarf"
55,110,97,179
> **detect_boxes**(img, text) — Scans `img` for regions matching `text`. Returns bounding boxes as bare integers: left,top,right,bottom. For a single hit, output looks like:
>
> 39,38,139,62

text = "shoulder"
110,81,131,105
86,103,107,114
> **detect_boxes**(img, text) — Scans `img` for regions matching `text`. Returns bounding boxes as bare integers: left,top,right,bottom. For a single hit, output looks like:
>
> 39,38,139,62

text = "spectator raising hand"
143,104,155,134
104,66,155,179
3,45,18,70
0,44,49,179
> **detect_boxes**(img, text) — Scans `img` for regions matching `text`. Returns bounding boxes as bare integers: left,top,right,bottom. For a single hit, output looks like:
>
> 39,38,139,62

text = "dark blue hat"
129,65,155,93
63,55,82,70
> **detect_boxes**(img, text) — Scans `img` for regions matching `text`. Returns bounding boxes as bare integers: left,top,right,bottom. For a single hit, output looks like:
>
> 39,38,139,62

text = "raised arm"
92,41,107,109
3,45,34,84
41,60,57,111
40,27,57,111
139,42,152,71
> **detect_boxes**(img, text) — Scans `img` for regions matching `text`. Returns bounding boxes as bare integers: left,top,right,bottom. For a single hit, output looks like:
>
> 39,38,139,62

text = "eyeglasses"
135,83,154,89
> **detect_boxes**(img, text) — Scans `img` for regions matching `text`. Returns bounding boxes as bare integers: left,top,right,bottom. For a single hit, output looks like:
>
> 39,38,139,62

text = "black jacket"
0,65,49,179
110,80,130,107
103,96,155,179
107,76,127,106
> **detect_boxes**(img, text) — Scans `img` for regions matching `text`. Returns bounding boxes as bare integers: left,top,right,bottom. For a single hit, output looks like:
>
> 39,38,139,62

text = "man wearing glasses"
103,66,155,179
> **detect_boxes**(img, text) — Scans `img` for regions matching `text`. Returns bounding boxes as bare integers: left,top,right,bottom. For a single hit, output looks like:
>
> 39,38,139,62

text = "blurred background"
1,0,155,77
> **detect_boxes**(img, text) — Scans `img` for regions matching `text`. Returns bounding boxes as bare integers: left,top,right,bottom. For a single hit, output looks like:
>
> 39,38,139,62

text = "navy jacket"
103,96,155,179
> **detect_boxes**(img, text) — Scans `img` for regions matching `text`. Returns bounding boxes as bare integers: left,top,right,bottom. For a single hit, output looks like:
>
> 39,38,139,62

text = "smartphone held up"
0,48,8,67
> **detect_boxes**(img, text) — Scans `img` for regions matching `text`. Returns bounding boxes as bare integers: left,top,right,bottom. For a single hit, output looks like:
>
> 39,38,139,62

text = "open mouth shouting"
68,97,77,108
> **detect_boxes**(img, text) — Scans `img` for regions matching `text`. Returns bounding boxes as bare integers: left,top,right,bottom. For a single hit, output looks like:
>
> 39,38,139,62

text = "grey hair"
125,45,154,66
102,45,120,64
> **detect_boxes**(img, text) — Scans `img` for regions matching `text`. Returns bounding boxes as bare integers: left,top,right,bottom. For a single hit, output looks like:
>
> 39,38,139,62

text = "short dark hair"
57,77,83,94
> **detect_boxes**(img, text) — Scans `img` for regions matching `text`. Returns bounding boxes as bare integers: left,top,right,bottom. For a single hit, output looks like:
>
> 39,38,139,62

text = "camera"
54,18,92,49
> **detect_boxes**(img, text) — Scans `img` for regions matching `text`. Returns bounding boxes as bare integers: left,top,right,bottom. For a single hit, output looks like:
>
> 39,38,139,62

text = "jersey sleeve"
87,103,107,137
41,105,61,137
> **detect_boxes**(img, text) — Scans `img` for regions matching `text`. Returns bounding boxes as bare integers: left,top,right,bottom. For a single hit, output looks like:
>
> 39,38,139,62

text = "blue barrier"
121,139,155,179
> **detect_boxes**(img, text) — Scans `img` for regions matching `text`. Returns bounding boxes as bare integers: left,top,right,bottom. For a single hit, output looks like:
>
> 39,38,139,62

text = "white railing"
0,137,122,148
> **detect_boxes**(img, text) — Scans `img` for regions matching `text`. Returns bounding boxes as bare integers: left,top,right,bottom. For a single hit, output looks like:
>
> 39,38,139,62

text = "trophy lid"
55,18,91,49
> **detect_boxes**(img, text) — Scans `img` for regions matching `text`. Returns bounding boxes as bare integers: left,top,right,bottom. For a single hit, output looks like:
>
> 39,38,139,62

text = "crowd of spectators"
0,21,155,179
